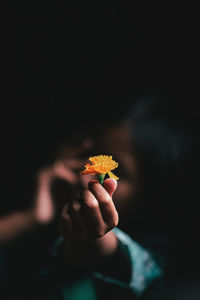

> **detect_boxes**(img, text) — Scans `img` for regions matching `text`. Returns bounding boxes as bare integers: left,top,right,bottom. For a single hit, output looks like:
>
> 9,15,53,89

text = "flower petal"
108,171,119,180
80,155,119,182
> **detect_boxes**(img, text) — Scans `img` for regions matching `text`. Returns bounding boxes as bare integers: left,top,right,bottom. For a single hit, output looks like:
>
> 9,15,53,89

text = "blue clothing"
51,227,163,299
94,227,163,297
0,228,163,299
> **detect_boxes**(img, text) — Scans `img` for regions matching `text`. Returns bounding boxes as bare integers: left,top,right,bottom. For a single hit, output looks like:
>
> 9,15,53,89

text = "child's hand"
32,162,79,225
32,139,93,225
59,178,119,263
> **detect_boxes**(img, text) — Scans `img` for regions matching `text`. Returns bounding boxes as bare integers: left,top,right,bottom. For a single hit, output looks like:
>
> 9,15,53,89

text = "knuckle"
85,199,99,209
71,202,81,213
102,194,111,205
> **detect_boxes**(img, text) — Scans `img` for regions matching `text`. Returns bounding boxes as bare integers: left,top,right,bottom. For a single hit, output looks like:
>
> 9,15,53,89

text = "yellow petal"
80,155,119,178
108,171,119,180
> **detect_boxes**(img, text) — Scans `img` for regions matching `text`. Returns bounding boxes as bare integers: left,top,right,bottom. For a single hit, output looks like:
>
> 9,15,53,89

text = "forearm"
54,230,132,289
92,231,118,258
0,211,35,246
94,227,164,297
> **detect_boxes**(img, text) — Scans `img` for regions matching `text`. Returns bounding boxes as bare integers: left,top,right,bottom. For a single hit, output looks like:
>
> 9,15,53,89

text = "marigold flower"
80,155,119,184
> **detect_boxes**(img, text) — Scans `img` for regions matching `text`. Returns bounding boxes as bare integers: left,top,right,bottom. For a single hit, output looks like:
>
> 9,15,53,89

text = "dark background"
1,2,200,298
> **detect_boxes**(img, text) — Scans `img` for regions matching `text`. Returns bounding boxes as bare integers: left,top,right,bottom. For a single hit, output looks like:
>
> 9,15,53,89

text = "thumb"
103,178,118,196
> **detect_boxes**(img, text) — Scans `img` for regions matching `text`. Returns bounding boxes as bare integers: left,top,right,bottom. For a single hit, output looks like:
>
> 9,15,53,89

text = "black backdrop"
1,2,200,298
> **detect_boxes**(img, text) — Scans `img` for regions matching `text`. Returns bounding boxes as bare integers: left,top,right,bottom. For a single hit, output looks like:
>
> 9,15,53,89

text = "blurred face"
34,123,138,224
92,123,139,216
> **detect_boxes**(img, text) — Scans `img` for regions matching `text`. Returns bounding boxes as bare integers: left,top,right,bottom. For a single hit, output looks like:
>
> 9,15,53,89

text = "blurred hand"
32,140,93,225
0,141,94,245
59,178,119,263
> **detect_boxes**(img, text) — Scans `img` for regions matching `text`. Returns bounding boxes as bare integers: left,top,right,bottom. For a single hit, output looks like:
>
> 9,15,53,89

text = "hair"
105,98,197,235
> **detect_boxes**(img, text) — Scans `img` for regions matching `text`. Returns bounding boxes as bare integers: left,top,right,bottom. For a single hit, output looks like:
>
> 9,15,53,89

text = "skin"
0,162,79,246
56,126,137,265
0,124,136,269
0,165,119,266
59,178,119,266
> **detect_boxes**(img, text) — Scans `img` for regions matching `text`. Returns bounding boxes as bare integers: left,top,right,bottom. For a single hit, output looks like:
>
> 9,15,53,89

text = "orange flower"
80,155,119,183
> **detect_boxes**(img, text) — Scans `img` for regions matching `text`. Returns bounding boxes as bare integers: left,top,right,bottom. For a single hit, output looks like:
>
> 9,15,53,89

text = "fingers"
60,204,73,239
103,178,117,196
61,195,106,240
88,181,119,227
61,201,89,241
53,162,78,185
82,190,105,237
60,179,119,242
69,200,88,239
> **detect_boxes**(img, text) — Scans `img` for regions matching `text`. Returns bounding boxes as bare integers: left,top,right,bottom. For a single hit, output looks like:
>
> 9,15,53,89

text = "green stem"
97,173,106,184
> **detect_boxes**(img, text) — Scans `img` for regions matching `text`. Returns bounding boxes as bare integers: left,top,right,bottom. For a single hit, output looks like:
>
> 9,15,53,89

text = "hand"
59,178,119,264
31,140,93,225
31,161,80,225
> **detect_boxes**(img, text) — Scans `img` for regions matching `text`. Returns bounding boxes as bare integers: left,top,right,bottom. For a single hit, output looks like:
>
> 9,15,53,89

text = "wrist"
61,230,118,268
94,231,118,257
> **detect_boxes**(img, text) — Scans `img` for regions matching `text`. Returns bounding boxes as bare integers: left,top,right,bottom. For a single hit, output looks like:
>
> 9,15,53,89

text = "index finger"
88,181,118,226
